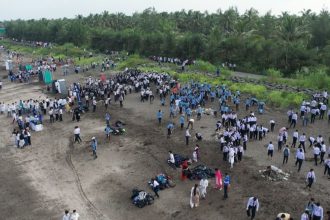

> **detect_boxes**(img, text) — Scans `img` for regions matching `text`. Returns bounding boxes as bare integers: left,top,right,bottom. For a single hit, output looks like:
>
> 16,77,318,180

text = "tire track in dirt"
66,140,109,220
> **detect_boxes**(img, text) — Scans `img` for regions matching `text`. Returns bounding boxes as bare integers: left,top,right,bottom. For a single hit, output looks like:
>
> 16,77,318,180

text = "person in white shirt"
320,142,327,164
312,202,323,220
324,156,330,177
320,103,327,119
74,126,82,143
185,128,191,145
267,141,274,158
306,169,316,190
151,178,160,198
270,119,275,132
299,133,306,152
167,151,175,165
292,130,299,148
70,210,80,220
199,177,209,199
295,148,305,172
309,136,316,148
63,210,70,220
313,146,321,166
228,147,235,168
300,210,309,220
246,197,259,220
92,98,97,112
290,112,298,128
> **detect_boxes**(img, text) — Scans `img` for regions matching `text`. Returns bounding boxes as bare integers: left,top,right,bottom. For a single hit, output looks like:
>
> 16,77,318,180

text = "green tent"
25,64,32,71
43,70,53,84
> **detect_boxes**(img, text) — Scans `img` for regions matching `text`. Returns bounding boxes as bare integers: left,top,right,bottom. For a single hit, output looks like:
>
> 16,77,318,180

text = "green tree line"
3,7,330,75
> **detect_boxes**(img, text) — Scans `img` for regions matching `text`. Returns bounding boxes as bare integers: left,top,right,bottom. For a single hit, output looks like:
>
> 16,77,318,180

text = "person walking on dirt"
199,177,208,199
74,126,82,143
70,210,80,220
223,173,230,199
291,130,299,148
91,137,97,159
270,119,275,132
306,198,315,219
267,141,274,158
300,210,309,220
185,128,191,145
157,110,163,125
105,125,111,141
306,169,316,190
179,114,185,129
92,97,97,112
283,145,290,164
299,133,307,152
312,202,324,220
324,156,330,177
246,197,259,220
290,112,298,128
295,148,305,172
105,112,111,126
313,146,320,166
119,94,124,107
190,183,200,208
167,122,174,138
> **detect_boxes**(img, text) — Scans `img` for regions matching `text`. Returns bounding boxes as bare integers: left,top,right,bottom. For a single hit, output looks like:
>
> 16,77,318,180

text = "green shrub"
230,83,267,99
188,60,216,73
266,68,283,83
116,54,151,70
267,91,307,108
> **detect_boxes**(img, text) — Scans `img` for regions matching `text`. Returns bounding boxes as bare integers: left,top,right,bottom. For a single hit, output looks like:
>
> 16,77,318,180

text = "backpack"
284,148,289,156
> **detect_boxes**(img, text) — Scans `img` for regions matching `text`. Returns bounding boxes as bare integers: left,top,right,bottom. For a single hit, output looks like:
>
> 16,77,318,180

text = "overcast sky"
1,0,329,20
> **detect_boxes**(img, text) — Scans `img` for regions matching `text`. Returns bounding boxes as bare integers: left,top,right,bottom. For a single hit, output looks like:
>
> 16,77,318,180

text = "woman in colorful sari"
190,184,200,208
214,168,223,190
181,160,189,180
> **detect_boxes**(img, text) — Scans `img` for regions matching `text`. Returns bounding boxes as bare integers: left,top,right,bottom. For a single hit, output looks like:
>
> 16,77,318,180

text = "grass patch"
267,91,308,108
229,83,267,99
115,54,152,70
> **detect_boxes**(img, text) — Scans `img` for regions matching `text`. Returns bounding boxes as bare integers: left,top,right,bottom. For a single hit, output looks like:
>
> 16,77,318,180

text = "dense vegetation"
3,8,330,75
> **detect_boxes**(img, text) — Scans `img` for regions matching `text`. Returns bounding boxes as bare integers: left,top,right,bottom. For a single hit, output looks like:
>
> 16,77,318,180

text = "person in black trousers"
246,197,259,220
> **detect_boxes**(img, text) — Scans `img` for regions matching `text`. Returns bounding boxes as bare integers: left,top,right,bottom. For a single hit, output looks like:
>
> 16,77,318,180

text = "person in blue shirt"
104,125,111,141
210,91,216,102
223,173,230,199
179,114,185,129
91,137,97,159
234,96,240,112
245,98,251,111
197,105,203,120
105,112,111,126
170,105,175,118
167,122,174,138
160,98,165,106
185,107,191,120
157,110,163,125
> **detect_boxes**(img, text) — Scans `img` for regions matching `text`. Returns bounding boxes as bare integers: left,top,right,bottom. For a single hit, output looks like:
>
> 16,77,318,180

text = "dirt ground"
0,50,329,220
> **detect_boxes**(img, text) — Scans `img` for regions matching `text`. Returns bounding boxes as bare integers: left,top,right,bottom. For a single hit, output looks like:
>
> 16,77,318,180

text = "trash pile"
131,188,154,208
190,164,215,180
259,165,290,181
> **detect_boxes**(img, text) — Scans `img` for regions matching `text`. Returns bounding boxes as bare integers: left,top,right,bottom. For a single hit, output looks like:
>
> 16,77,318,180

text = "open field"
0,50,329,220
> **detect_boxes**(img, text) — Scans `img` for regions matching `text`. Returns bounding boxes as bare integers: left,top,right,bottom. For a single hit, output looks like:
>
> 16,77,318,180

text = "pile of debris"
259,165,290,181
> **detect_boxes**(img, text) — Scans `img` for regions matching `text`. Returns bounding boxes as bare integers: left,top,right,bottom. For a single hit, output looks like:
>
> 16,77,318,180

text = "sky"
0,0,329,20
